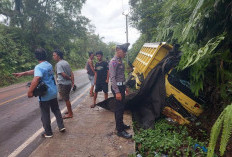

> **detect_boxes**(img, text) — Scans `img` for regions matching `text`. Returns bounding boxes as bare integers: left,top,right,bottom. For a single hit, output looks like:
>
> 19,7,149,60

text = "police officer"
109,43,132,139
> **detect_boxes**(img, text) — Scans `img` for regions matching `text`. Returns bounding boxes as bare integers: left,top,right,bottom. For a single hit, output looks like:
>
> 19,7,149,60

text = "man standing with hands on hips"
109,43,132,139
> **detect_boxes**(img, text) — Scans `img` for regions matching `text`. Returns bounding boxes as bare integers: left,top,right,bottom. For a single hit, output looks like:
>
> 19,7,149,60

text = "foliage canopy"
129,0,232,155
129,0,232,100
0,0,116,86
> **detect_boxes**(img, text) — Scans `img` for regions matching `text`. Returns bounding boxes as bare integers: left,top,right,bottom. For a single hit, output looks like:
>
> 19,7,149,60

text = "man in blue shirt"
14,48,65,138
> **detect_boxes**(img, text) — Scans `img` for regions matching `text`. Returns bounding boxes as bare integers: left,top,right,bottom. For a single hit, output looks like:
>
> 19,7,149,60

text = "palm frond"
207,104,232,157
220,105,232,156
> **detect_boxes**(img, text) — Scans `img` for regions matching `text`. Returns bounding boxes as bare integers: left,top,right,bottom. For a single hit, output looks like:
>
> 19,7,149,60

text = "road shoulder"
29,92,135,157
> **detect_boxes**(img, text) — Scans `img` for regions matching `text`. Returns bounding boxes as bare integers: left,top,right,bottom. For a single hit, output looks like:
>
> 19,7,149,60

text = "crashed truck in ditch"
128,42,205,125
96,42,205,128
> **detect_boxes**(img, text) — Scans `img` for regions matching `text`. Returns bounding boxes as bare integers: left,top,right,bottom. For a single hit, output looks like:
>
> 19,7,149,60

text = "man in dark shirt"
91,51,109,108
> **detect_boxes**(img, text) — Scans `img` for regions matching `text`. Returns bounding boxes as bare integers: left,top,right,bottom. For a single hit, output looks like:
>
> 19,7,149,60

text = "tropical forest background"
0,0,232,156
0,0,116,86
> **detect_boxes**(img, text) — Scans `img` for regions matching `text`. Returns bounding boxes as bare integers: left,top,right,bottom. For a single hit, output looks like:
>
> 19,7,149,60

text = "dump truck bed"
132,42,173,87
131,42,204,124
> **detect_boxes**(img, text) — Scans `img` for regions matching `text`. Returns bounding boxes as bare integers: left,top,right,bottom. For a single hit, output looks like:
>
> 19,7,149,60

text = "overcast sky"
81,0,140,45
0,0,140,45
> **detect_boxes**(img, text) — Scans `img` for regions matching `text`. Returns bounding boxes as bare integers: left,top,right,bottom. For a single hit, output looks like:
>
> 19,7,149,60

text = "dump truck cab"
131,42,204,124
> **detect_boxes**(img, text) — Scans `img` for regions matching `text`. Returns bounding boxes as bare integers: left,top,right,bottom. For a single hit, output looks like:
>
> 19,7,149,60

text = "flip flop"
62,115,73,119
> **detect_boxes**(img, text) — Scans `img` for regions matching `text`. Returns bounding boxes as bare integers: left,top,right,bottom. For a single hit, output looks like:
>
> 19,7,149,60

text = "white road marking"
8,87,90,157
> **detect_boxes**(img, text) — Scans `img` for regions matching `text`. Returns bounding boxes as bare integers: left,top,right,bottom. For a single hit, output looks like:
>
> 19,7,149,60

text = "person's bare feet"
90,104,96,108
89,92,94,97
62,114,73,119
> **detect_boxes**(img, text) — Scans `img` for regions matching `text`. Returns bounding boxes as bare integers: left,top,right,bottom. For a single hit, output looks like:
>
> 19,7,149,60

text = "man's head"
35,48,47,61
115,43,130,58
95,51,103,62
53,49,63,62
88,52,94,60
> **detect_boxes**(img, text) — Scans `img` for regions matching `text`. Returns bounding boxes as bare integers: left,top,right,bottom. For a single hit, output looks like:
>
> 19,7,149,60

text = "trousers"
111,85,126,132
39,98,64,135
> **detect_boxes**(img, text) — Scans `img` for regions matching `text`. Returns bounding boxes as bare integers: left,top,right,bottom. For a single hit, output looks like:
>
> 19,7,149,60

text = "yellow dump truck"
131,42,204,124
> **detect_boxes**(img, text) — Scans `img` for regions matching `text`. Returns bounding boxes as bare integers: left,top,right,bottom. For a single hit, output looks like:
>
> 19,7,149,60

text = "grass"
0,67,83,88
0,75,33,88
133,119,208,157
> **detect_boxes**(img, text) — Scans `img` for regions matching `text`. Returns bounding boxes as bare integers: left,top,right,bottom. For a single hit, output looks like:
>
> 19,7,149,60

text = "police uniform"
109,43,131,138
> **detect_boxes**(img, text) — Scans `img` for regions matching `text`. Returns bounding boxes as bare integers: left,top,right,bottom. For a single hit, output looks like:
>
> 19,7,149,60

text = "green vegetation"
0,0,116,87
129,0,232,102
133,119,207,156
207,103,232,157
1,0,232,156
128,0,232,156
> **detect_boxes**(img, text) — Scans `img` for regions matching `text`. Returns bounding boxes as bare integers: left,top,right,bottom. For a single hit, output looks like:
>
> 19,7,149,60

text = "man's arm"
61,72,72,80
94,72,97,85
125,87,129,95
106,62,109,83
106,70,109,83
57,63,72,81
71,71,74,87
88,60,95,73
94,64,97,84
13,70,34,78
109,60,122,101
109,61,119,93
28,76,40,97
61,71,74,87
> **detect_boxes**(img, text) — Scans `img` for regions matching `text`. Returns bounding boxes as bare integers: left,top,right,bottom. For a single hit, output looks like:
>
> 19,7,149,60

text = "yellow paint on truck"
131,42,204,124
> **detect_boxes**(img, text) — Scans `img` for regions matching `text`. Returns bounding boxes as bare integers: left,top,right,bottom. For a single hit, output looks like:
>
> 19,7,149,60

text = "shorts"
58,84,72,101
88,74,94,86
95,83,108,93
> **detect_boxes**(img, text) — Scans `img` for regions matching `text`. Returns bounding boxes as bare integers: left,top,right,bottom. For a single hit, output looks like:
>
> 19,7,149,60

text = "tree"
0,0,89,48
129,0,232,100
129,0,232,155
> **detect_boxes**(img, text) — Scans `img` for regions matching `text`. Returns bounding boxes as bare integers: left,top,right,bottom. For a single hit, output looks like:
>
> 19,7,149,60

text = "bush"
133,119,207,156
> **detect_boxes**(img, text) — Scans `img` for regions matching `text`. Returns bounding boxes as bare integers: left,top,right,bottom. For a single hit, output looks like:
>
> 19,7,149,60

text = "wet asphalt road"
0,69,90,157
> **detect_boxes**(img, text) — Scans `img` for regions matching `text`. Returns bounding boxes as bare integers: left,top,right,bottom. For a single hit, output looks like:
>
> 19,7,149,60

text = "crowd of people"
13,43,132,139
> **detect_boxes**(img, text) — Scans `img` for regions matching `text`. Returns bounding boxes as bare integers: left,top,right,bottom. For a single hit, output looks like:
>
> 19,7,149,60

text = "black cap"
116,43,130,52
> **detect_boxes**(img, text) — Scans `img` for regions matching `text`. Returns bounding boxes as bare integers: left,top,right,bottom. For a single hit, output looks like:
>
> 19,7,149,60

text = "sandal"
62,115,73,119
